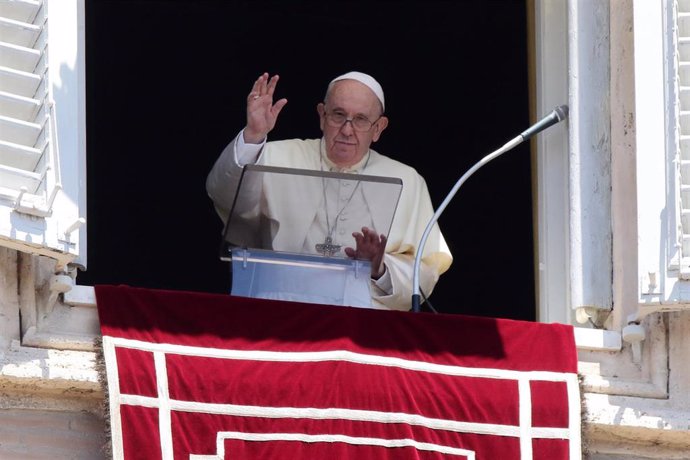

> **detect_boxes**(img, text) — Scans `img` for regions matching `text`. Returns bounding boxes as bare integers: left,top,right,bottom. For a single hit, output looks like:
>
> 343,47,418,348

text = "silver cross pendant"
315,236,341,257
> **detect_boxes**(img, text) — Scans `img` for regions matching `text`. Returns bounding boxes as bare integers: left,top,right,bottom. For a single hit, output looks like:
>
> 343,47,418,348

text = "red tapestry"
96,285,581,459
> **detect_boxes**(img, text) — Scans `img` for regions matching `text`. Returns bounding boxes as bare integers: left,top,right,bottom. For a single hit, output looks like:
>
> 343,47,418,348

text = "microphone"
520,105,569,141
411,105,569,312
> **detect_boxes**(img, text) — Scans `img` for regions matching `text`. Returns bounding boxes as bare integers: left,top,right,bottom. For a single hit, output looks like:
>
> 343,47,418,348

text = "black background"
80,0,535,320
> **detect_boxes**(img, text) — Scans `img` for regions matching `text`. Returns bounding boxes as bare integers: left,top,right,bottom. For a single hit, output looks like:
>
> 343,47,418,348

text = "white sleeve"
206,130,265,223
236,129,266,166
371,266,393,296
370,253,441,311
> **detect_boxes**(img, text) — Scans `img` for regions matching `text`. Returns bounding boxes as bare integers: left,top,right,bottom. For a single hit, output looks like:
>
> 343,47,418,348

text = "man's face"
318,80,388,168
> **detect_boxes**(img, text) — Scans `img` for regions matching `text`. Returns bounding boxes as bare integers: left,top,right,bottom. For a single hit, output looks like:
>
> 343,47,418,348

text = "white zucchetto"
329,71,385,112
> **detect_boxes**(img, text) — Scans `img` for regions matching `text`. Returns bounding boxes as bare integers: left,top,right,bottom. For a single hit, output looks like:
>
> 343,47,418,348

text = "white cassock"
206,132,453,311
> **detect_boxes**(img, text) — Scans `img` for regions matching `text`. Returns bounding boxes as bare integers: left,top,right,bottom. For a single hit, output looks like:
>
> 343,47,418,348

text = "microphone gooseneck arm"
411,105,569,313
411,135,523,312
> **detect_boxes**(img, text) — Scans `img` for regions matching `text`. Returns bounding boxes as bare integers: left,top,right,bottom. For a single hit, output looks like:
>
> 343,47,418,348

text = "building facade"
0,0,689,458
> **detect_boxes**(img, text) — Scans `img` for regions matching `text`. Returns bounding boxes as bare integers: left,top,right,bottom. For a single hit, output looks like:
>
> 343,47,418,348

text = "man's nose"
340,119,355,134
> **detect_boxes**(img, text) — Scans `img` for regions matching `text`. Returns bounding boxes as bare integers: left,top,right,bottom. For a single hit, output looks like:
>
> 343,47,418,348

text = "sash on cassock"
96,285,581,459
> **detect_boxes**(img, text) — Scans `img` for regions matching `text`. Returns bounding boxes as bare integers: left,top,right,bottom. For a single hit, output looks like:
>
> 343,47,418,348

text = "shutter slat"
0,65,41,97
680,0,690,13
0,90,40,120
0,1,41,24
0,16,41,48
0,163,41,192
0,40,41,72
0,139,42,170
0,114,41,145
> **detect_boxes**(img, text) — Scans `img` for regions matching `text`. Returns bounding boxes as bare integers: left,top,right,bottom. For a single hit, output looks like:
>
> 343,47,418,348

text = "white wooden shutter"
630,0,690,320
0,0,86,270
675,0,690,278
0,0,48,196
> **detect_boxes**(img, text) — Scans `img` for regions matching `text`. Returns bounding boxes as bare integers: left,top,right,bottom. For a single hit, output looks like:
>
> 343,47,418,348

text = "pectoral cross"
315,236,341,257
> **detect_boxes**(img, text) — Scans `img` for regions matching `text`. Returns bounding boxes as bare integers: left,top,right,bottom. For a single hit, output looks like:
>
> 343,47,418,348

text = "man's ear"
317,103,326,130
371,116,389,142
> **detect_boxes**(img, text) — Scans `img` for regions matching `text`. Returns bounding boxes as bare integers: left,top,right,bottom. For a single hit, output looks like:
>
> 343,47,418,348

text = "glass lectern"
219,164,402,308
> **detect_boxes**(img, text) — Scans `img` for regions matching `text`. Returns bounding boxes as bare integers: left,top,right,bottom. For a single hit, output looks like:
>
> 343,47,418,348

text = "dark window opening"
82,0,534,321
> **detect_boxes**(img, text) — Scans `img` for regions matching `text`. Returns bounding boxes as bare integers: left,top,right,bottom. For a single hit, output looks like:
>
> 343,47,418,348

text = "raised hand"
244,73,288,144
344,227,387,280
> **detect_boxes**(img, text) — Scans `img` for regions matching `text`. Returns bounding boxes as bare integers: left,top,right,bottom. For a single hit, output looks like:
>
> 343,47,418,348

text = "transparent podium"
219,164,402,308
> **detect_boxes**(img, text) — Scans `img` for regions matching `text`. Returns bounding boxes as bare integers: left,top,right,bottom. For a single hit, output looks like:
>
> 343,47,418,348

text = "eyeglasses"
324,110,381,132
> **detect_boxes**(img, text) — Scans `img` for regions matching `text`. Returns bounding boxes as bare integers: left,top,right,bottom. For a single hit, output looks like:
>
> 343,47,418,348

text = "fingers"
348,228,387,279
249,73,280,101
245,73,287,142
348,227,387,259
358,227,386,246
251,72,269,95
272,97,288,117
266,74,280,98
249,73,267,101
248,73,288,120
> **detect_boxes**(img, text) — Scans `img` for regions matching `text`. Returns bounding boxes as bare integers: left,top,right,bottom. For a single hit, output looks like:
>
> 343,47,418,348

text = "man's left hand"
344,227,387,280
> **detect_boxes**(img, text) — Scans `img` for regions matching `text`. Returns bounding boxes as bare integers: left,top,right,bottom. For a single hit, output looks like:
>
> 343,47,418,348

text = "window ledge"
0,339,100,394
65,286,625,354
573,326,622,352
